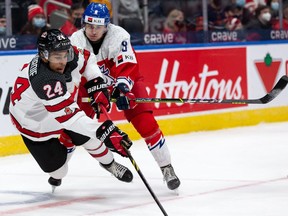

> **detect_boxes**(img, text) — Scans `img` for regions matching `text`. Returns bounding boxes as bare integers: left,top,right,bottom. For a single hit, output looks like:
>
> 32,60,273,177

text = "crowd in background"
0,0,288,44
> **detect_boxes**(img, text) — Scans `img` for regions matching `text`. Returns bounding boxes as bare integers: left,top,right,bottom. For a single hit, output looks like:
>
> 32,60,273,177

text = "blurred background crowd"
0,0,288,48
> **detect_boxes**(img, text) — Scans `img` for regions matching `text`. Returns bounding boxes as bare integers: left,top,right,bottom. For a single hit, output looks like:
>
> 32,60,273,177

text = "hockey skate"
161,164,180,190
100,160,133,183
48,177,62,193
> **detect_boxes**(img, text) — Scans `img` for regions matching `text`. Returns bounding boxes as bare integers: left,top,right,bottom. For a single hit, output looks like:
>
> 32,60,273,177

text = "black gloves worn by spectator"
111,83,136,110
85,77,110,118
96,120,132,157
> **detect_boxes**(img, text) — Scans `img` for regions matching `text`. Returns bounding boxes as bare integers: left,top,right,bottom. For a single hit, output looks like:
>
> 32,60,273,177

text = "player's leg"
63,130,133,183
125,80,180,190
21,135,68,191
130,112,180,190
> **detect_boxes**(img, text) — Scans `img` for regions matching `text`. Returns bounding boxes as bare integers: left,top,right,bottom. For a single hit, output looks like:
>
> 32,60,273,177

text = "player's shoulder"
106,24,130,42
29,56,67,100
70,29,85,46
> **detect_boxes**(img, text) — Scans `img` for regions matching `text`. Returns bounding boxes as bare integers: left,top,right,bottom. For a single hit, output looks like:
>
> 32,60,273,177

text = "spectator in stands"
114,0,143,30
163,8,187,43
59,2,84,36
245,5,272,40
20,4,50,36
0,9,6,36
233,3,253,25
267,0,280,26
208,0,225,29
273,3,288,29
223,5,243,31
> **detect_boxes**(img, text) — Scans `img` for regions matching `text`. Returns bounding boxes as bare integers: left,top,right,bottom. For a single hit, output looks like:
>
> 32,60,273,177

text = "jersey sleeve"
76,47,104,82
109,29,140,90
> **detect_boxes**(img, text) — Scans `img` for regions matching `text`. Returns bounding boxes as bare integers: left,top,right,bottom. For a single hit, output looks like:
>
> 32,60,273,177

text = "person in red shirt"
60,3,84,36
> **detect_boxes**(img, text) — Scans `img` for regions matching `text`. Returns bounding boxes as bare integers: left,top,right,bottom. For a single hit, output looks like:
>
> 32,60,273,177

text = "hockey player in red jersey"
9,29,133,191
70,3,180,190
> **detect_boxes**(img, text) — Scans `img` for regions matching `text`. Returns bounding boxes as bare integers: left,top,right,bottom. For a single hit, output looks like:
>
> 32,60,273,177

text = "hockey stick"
109,75,288,105
99,105,168,216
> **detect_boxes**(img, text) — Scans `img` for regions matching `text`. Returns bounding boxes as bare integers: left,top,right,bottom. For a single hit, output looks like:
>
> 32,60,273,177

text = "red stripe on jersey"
21,63,29,71
10,114,63,138
89,147,108,158
45,94,74,112
55,108,81,123
79,49,90,75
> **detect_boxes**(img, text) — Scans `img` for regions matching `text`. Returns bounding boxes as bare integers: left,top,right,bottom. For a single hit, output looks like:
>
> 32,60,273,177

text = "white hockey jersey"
9,47,103,141
70,24,140,91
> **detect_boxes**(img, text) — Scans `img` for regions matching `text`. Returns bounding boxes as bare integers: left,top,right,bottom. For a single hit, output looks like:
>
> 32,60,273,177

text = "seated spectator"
223,5,243,31
245,5,272,29
59,2,84,36
0,9,6,36
208,0,225,29
115,0,143,27
267,0,279,26
20,4,50,36
273,3,288,29
245,5,272,40
163,9,187,43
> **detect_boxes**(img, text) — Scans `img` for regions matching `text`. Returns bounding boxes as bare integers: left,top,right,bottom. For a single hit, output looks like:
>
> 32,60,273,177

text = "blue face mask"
32,18,46,28
236,0,245,7
0,26,6,35
271,2,279,11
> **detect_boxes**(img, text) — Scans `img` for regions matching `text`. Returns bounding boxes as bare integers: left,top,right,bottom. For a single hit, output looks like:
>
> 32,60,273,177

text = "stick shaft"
99,105,168,216
109,75,288,105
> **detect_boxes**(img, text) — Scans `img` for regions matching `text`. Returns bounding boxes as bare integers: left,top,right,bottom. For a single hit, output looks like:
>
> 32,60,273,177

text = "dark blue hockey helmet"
82,2,110,26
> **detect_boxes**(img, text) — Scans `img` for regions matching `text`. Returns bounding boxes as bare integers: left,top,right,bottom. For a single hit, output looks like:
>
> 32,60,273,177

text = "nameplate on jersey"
29,56,39,77
85,16,105,25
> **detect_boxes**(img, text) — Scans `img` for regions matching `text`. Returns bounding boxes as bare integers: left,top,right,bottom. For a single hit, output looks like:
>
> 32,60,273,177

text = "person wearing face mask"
0,10,6,36
20,4,50,36
267,0,280,25
245,5,272,40
59,3,85,36
273,3,288,29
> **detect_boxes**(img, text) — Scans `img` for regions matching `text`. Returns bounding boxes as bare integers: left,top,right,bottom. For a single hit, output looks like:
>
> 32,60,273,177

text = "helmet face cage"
37,29,74,63
82,3,110,26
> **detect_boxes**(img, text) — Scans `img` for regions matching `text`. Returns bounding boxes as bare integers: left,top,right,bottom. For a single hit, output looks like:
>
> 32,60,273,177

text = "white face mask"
261,12,271,22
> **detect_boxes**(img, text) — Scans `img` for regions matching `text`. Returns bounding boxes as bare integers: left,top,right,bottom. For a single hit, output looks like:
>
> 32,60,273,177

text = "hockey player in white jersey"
9,29,133,191
70,3,180,190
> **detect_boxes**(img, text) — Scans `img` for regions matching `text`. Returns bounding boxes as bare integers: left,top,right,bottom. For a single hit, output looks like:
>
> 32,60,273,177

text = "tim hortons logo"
154,59,243,108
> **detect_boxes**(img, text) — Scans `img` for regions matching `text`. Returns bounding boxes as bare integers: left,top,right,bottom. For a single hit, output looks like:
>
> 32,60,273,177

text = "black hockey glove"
96,120,132,157
84,77,110,119
111,83,137,110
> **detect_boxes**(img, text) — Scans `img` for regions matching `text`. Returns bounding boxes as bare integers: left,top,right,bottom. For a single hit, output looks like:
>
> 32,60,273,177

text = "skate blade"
172,188,179,196
51,186,56,193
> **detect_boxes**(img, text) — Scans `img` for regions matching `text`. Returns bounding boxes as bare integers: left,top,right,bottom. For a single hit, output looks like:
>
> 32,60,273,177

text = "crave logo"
254,53,281,92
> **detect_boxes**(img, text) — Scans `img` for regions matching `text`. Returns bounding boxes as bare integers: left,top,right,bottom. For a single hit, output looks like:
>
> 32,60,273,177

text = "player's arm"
110,39,140,110
77,48,111,117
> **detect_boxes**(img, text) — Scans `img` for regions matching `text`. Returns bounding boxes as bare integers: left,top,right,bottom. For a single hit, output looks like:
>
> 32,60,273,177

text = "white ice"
1,121,288,216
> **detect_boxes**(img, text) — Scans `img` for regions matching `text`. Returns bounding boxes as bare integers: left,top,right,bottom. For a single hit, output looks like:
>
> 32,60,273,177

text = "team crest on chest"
99,64,114,86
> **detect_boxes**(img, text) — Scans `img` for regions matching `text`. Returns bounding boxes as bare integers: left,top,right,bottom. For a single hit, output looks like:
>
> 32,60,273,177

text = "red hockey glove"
111,83,136,110
85,77,110,118
96,120,132,157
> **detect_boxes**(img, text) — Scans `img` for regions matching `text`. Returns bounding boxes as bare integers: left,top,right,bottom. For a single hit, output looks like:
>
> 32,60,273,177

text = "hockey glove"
111,83,136,110
96,120,132,157
85,77,110,118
